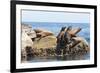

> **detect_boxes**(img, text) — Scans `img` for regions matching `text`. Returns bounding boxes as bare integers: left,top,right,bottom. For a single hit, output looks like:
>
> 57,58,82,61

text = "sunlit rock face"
21,31,33,50
21,24,35,61
21,24,36,49
33,35,57,49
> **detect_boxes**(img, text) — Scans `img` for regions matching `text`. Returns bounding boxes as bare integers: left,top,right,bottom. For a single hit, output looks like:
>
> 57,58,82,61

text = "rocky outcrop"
21,31,33,50
21,24,36,49
32,29,57,57
21,24,90,61
56,26,89,56
21,24,36,61
21,24,57,60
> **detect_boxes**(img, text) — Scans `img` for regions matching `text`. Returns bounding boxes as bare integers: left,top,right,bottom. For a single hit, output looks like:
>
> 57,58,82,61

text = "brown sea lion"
56,26,90,57
34,29,54,41
56,27,67,43
72,37,89,51
34,29,43,33
36,32,53,38
67,28,81,37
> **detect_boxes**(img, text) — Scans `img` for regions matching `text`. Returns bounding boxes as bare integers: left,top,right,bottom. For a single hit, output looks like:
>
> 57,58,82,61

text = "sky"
22,10,90,23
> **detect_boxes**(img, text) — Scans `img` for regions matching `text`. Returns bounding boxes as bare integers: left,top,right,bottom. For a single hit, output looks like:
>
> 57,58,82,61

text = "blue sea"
23,22,90,43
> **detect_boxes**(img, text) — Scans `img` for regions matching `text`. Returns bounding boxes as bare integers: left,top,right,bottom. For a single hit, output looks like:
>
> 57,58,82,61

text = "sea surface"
22,22,90,62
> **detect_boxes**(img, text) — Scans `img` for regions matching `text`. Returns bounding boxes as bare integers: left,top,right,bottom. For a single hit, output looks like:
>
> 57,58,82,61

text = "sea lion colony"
56,26,89,56
21,24,89,61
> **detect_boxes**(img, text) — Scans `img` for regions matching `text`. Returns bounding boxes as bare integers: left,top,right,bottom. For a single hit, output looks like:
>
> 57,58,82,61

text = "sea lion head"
61,27,66,31
67,26,72,31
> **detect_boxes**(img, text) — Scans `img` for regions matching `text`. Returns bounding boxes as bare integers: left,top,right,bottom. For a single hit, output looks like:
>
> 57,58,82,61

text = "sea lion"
72,37,89,51
36,31,54,38
67,28,81,37
56,27,67,55
56,26,88,56
56,27,66,43
34,29,54,41
34,29,43,33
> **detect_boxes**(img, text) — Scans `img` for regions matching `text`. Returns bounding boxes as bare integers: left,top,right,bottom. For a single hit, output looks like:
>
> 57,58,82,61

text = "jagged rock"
22,24,36,39
21,31,34,61
21,24,37,49
21,24,36,61
21,31,33,50
27,30,36,39
22,24,32,33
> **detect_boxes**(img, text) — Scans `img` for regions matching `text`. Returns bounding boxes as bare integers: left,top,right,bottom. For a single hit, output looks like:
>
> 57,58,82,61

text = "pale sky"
22,10,90,23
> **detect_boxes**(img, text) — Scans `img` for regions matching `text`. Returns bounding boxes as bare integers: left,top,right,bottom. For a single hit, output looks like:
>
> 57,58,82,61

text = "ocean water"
23,22,90,43
22,22,90,62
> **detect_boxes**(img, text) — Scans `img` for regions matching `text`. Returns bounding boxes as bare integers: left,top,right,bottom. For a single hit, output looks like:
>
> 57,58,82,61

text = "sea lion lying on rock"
34,29,54,37
34,29,54,41
72,37,89,52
